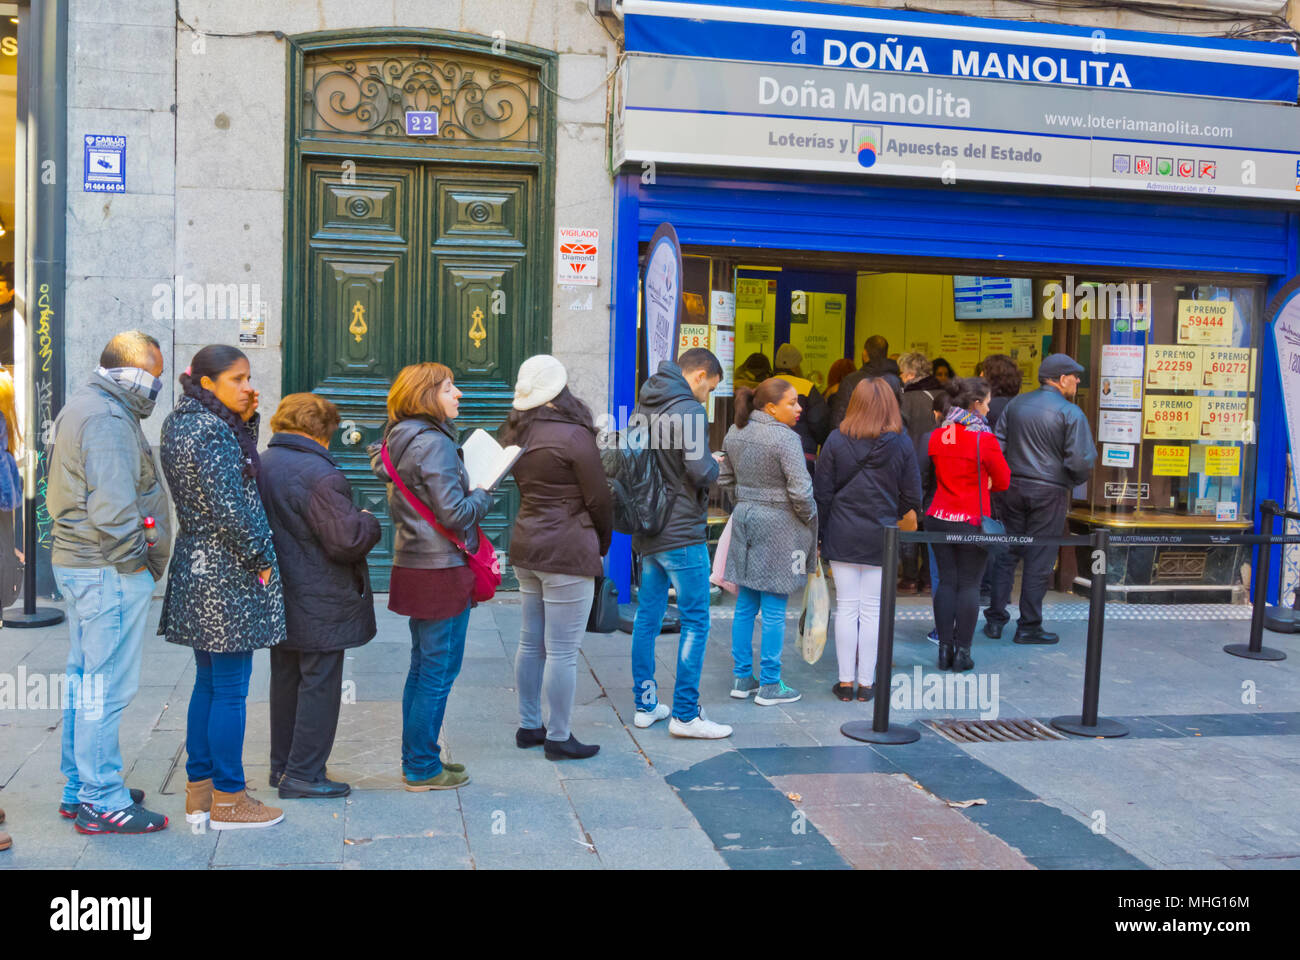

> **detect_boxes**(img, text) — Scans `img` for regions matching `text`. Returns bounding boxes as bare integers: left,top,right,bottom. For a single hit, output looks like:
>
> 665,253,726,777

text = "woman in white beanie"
501,356,614,760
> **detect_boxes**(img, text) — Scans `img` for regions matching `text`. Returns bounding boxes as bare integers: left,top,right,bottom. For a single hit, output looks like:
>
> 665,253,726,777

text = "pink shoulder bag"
380,441,501,603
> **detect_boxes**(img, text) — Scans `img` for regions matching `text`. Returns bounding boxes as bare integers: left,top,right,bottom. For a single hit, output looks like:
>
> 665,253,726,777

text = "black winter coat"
829,359,903,431
987,395,1013,433
258,433,382,652
813,428,921,567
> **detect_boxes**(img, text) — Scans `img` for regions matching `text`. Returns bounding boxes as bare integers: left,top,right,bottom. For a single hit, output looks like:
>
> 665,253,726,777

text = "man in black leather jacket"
984,354,1096,644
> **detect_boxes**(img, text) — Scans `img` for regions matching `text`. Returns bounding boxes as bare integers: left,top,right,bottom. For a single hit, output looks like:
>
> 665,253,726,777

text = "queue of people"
35,325,1093,841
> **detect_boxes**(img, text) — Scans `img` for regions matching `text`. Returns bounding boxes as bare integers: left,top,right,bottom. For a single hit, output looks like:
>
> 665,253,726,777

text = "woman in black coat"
813,378,921,702
258,393,382,799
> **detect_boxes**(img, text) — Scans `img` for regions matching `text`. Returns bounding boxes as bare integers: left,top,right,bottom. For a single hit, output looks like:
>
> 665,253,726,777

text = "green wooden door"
295,159,544,589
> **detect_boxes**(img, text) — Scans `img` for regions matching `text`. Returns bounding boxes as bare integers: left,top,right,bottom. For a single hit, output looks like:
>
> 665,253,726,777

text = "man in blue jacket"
630,348,732,739
984,354,1096,644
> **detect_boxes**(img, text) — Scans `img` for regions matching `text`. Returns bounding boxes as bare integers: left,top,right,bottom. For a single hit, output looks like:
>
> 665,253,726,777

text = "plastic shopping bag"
709,516,738,596
797,558,829,665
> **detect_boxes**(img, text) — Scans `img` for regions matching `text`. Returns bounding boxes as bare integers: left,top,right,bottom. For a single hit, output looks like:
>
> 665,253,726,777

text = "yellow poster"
1198,397,1253,443
1152,445,1190,477
678,323,710,352
1007,326,1043,392
1145,345,1202,391
1176,299,1234,346
735,278,767,311
733,277,775,370
792,292,845,392
1200,347,1253,392
1143,395,1199,440
1203,446,1241,477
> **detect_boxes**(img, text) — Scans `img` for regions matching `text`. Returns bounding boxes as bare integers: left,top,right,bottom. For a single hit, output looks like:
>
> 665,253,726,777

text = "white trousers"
829,561,883,686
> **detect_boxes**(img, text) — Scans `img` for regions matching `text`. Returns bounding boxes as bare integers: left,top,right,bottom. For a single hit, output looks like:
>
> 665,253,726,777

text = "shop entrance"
662,250,1266,601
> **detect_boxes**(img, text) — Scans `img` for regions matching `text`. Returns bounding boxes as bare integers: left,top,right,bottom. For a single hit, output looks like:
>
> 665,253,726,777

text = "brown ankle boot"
186,778,214,825
210,788,283,830
0,830,10,851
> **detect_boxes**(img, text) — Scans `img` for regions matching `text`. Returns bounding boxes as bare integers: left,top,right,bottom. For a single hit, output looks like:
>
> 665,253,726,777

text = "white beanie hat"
513,354,568,410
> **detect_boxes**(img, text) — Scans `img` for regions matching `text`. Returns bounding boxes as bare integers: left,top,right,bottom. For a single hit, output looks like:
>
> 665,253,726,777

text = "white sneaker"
633,703,670,728
669,714,734,739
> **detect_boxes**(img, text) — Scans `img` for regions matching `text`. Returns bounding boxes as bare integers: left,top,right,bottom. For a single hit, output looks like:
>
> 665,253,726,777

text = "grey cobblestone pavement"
1,590,1297,869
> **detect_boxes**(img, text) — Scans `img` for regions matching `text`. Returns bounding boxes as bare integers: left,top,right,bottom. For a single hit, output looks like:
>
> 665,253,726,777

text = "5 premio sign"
557,228,599,287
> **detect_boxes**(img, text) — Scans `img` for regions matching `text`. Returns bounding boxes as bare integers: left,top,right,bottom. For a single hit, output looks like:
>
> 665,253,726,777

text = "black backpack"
601,421,683,538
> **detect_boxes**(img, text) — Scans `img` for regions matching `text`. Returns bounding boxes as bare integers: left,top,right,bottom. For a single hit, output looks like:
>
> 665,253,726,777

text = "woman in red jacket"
926,377,1011,672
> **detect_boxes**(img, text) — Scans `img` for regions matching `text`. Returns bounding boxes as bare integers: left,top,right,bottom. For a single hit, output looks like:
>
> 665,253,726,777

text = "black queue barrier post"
841,524,920,745
1227,500,1287,660
1262,500,1300,635
1051,529,1129,738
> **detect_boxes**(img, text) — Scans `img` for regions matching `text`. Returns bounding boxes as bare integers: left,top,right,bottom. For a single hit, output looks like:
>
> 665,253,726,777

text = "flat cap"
1038,353,1085,383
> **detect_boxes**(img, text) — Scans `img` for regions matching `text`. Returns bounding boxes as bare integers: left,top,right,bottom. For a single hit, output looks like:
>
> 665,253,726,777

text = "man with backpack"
628,348,732,739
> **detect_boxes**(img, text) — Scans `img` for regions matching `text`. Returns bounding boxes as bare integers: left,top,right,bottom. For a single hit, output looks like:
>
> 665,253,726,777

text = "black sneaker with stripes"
59,788,145,819
73,801,168,835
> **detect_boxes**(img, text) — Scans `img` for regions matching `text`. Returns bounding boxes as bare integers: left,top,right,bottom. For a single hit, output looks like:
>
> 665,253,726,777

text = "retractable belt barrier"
840,517,1298,748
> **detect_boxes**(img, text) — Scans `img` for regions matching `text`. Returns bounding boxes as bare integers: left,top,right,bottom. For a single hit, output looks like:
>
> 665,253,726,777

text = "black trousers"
985,479,1070,630
269,647,346,782
928,516,989,650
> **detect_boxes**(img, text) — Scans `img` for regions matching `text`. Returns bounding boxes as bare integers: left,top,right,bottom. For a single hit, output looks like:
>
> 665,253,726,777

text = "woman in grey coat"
160,345,286,831
718,377,817,707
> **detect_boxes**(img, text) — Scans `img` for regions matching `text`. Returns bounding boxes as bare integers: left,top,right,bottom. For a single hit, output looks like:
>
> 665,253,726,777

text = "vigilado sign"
557,227,599,287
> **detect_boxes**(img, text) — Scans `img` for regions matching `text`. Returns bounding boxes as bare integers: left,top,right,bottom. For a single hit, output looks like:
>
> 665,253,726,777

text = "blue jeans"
402,608,471,780
631,543,711,722
56,565,155,812
731,587,788,686
186,650,254,792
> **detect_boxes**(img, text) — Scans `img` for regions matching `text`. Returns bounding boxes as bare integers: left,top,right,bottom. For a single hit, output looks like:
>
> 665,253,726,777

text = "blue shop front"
606,0,1300,605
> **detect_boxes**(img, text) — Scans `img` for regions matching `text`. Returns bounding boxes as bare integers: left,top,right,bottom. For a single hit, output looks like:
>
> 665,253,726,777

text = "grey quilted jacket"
718,412,818,595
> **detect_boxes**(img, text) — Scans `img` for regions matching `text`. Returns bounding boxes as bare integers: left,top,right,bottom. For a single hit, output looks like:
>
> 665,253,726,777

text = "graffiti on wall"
35,284,55,548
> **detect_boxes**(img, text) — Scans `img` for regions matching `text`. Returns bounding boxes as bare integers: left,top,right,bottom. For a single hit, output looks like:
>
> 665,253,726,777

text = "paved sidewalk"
1,589,1298,869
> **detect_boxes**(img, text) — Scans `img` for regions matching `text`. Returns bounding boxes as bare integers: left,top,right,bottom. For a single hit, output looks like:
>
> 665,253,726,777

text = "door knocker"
350,301,368,343
468,306,487,349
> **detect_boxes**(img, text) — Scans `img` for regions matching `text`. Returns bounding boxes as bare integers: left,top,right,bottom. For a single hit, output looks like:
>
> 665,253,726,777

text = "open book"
461,429,524,491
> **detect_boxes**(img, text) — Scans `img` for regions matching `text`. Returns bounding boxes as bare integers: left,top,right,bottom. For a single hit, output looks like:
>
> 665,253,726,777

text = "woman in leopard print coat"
159,345,285,827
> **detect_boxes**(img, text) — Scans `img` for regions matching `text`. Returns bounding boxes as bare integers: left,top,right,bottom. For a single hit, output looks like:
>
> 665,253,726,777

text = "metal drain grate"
927,718,1068,743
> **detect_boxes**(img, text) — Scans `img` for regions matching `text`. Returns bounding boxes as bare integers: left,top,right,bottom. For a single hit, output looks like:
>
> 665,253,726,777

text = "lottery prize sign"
1176,299,1234,346
1145,345,1201,391
1198,397,1253,442
1201,346,1254,391
1143,395,1198,440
